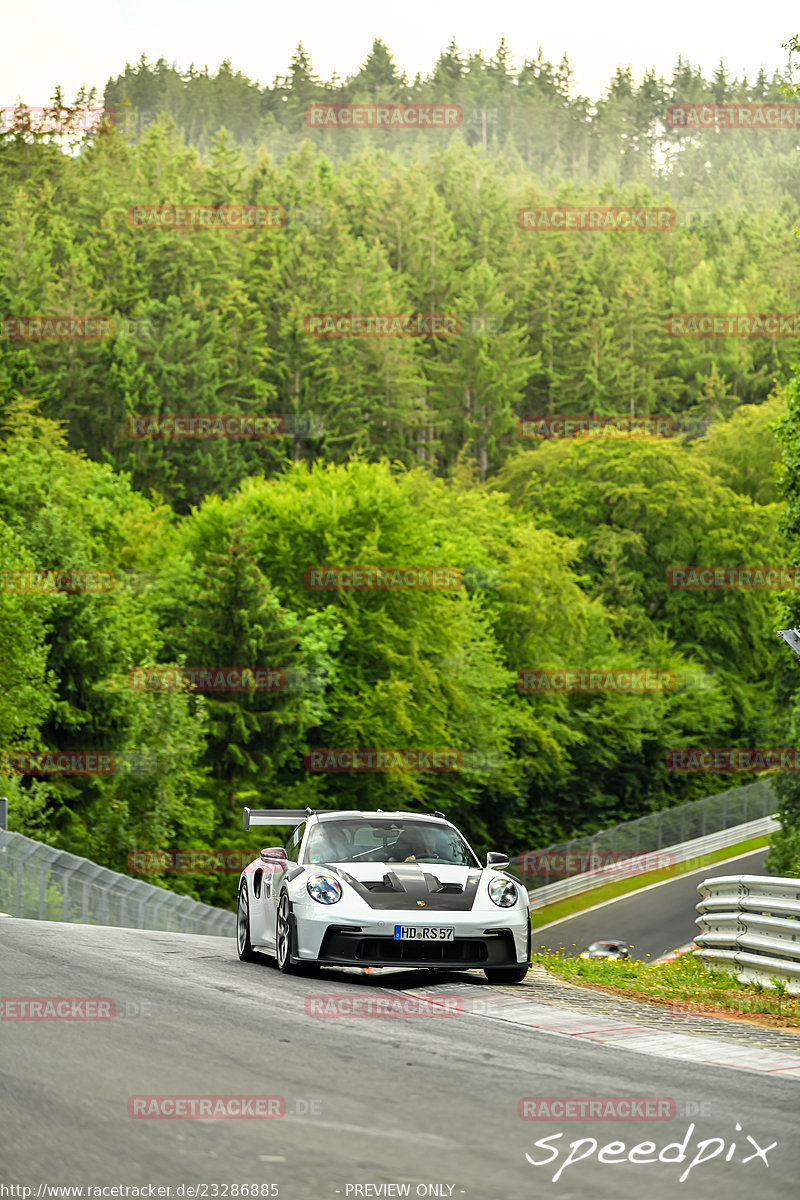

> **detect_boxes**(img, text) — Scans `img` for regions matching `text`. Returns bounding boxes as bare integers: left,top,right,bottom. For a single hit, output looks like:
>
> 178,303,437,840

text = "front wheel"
484,964,530,984
237,884,259,962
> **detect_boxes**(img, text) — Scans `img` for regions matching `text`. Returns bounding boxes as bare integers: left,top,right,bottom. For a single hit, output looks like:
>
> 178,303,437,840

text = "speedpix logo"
522,1120,776,1184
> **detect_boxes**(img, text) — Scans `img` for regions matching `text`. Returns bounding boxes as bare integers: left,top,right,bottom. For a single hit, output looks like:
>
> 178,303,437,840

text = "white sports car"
236,807,531,983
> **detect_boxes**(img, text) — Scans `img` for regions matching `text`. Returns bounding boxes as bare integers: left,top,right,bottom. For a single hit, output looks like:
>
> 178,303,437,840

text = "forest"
1,38,799,905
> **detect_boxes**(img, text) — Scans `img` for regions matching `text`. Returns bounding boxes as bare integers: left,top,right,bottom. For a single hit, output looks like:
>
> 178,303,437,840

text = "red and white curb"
653,941,697,964
394,981,800,1080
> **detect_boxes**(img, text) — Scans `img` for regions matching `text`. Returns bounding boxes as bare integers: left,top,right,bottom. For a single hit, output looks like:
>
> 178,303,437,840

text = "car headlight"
306,873,342,904
488,877,518,907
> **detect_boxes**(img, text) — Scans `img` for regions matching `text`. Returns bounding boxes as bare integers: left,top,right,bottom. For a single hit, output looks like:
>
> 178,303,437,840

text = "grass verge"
528,834,769,929
531,950,800,1030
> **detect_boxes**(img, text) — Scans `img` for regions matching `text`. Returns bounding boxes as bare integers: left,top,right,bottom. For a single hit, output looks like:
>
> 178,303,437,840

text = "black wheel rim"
277,894,290,966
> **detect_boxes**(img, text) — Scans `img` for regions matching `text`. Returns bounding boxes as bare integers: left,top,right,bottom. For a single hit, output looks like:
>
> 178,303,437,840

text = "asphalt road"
1,915,797,1200
532,849,768,960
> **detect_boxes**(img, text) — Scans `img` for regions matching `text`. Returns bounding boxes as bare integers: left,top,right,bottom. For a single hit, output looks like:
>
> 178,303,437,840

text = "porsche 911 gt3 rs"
236,807,531,983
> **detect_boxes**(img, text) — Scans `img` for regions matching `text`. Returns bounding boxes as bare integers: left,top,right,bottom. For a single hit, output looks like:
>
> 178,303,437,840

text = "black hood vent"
337,864,480,911
361,872,403,893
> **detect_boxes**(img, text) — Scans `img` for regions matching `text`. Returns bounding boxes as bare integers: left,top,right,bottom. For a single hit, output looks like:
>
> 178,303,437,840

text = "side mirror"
486,851,509,869
260,847,288,871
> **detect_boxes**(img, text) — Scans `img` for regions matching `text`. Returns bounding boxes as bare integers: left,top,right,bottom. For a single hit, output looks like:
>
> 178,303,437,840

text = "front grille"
318,929,516,967
355,937,487,963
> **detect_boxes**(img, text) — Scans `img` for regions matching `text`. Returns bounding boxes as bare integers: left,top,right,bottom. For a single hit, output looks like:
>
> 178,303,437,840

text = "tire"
276,890,299,974
484,924,531,984
236,884,259,962
483,964,530,984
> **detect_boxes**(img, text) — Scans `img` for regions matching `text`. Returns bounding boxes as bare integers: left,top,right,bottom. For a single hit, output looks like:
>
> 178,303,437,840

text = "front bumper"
291,900,530,967
316,926,519,968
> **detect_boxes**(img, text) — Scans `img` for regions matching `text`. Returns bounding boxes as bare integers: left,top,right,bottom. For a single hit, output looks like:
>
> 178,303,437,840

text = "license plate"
394,925,455,941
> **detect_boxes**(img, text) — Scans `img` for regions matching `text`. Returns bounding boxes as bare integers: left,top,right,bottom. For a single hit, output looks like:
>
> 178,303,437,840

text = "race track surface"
1,914,797,1200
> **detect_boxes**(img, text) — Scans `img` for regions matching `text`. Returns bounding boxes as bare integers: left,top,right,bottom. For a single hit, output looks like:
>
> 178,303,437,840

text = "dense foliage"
1,41,797,901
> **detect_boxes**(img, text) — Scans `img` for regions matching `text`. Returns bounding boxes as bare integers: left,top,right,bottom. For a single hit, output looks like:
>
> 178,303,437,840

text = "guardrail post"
0,797,7,831
61,863,82,921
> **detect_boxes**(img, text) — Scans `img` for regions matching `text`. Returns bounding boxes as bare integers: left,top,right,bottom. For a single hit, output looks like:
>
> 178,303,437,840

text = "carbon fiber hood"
332,862,483,911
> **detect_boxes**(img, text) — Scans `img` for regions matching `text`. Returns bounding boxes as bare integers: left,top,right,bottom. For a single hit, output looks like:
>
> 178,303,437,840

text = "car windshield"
305,820,479,866
588,942,620,950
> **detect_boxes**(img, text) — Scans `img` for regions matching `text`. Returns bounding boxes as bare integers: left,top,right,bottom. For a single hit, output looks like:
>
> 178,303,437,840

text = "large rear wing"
243,807,315,831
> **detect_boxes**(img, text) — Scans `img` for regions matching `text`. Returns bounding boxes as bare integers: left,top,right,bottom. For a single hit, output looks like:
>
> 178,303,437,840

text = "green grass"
528,834,769,930
531,949,800,1026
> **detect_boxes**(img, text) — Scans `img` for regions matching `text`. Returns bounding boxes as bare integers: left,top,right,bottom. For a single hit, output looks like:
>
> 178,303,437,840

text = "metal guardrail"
524,815,778,909
0,828,234,937
694,874,800,993
517,779,776,889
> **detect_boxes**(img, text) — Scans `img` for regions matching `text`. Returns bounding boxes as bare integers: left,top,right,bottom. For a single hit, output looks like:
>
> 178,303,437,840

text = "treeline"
101,41,800,201
0,116,798,510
